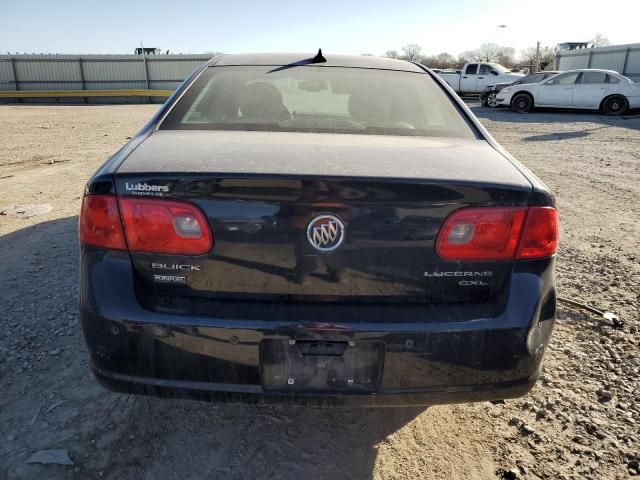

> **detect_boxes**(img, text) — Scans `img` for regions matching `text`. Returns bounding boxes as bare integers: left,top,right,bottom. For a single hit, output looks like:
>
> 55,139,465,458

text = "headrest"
240,82,284,122
348,89,392,125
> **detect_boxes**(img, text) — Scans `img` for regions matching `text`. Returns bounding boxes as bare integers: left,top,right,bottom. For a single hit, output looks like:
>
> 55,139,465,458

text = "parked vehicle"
482,71,561,108
495,69,640,115
79,52,558,406
438,62,525,94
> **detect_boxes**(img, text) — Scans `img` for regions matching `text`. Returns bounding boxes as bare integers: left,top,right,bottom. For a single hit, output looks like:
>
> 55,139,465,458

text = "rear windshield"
487,63,511,74
160,66,476,139
517,73,546,84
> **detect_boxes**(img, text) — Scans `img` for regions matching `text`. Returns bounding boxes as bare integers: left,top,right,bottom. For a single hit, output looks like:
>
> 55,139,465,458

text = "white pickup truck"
438,63,525,94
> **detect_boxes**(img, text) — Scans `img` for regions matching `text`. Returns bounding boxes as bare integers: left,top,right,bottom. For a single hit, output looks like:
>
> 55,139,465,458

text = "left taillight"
79,195,127,250
79,195,213,255
118,197,213,255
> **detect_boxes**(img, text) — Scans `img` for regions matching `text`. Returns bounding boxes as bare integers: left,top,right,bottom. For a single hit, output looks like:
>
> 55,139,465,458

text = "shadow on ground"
112,398,425,479
520,125,612,142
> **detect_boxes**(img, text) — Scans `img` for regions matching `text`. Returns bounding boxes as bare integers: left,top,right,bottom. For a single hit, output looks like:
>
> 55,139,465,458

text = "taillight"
118,198,212,255
436,206,558,261
516,207,559,259
79,195,127,250
436,207,526,261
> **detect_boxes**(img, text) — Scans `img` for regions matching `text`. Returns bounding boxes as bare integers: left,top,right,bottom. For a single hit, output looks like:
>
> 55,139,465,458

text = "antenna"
311,49,327,63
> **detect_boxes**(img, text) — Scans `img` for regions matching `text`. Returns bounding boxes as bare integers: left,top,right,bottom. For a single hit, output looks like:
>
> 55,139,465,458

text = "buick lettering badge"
307,214,345,252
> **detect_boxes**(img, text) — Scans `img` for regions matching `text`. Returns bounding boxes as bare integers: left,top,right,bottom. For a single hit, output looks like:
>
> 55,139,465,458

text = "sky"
1,0,639,57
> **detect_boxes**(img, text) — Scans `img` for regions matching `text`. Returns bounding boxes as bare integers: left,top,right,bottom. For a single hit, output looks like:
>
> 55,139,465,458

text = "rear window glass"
465,64,478,75
581,72,607,84
160,66,475,139
518,74,544,84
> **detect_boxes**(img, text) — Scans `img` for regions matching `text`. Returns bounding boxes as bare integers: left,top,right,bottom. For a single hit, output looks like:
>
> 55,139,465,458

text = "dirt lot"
0,104,638,479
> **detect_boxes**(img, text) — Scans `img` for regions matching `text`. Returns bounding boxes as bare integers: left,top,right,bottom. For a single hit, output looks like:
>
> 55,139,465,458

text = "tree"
435,52,456,68
385,50,399,59
457,43,515,66
539,47,555,66
418,55,434,67
520,45,557,70
401,44,422,61
520,47,538,65
473,43,514,62
591,33,610,47
458,51,473,65
420,52,457,69
460,43,501,62
478,43,501,62
495,47,516,68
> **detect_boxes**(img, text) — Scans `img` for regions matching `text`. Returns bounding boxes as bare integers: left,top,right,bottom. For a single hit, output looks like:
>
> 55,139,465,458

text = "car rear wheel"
486,93,499,108
602,95,628,116
511,93,533,113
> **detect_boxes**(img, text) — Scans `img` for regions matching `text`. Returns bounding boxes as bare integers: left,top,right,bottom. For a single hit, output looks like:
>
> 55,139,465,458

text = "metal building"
555,43,640,81
0,54,213,103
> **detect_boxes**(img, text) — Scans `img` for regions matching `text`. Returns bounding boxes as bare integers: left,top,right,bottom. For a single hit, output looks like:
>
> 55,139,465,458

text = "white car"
495,69,640,115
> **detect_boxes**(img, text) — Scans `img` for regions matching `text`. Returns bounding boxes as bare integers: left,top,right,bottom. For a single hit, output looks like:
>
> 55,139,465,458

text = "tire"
602,95,628,116
486,92,499,108
511,93,533,113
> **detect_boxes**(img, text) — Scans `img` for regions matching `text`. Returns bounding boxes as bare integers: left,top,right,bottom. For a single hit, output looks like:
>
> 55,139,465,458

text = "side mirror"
490,70,499,75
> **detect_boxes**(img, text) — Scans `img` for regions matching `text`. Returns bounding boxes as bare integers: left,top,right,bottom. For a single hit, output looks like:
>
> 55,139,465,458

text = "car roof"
564,68,621,75
210,52,425,73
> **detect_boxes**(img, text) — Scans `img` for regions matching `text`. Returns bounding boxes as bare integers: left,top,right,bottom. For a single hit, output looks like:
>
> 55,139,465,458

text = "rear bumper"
91,363,539,406
80,250,556,406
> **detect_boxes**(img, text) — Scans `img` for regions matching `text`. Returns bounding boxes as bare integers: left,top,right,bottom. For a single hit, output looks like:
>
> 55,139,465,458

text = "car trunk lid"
115,131,532,304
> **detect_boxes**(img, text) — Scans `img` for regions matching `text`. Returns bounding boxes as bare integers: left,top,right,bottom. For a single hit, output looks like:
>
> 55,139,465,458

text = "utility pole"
535,41,540,73
140,41,151,104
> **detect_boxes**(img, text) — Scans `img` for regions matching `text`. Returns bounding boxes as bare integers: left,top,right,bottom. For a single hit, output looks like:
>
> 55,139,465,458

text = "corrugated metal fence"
0,54,213,103
555,43,640,81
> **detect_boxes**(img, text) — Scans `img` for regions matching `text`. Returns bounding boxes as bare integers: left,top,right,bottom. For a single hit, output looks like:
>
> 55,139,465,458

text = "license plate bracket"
260,340,383,393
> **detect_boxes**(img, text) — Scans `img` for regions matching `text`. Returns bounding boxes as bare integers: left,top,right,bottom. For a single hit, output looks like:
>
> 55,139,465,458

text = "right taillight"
436,206,558,261
515,206,559,259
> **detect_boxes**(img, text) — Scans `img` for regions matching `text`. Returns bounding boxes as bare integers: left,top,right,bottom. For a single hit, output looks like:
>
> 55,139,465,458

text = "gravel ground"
0,104,638,479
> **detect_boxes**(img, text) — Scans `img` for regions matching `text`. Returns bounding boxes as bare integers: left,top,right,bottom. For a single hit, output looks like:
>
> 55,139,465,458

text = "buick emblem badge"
307,214,345,252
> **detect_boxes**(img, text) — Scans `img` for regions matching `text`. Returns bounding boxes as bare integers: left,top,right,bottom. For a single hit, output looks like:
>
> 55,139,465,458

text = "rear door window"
580,72,607,84
465,64,478,75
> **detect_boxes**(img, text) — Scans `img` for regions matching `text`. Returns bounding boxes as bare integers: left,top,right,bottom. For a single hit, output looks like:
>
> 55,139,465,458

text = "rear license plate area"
260,340,383,393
